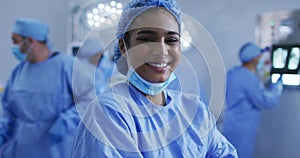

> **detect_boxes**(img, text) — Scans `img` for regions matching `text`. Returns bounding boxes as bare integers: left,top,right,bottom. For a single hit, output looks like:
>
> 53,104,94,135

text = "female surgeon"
72,0,238,157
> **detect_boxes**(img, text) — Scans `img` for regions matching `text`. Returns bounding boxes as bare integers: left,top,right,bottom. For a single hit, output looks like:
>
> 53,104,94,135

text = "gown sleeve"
204,105,238,158
72,100,144,158
49,58,96,143
245,77,283,110
0,68,19,145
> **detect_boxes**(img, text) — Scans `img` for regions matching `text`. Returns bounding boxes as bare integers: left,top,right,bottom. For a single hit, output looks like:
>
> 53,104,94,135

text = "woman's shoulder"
168,89,208,113
167,89,215,131
97,82,130,107
168,89,201,104
99,82,128,96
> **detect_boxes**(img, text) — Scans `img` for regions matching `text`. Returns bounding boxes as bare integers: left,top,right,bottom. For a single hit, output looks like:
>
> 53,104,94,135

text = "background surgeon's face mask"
256,57,265,71
12,44,26,61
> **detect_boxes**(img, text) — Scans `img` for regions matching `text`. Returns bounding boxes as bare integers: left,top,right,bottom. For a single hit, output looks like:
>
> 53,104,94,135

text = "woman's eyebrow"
166,31,180,36
137,30,157,35
136,29,180,36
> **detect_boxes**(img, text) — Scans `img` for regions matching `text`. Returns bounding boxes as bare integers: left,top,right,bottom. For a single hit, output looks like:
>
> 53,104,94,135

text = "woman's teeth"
148,62,167,68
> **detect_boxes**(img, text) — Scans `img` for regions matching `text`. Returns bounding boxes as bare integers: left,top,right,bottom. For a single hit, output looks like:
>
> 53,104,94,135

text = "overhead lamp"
181,24,193,52
79,0,192,51
81,0,123,30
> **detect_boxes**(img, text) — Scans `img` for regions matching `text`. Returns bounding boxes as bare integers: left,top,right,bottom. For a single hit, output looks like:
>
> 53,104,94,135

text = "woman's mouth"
146,62,168,72
147,62,167,68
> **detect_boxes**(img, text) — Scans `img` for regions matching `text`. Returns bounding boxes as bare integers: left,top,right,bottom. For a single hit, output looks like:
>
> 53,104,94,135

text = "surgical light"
110,1,116,6
79,0,192,51
81,1,123,30
181,25,193,52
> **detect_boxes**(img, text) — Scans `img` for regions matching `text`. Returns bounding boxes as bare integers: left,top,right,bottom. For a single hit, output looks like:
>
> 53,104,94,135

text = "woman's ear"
118,39,126,57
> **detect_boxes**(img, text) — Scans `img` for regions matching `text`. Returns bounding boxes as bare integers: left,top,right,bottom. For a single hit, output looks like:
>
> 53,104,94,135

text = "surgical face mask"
256,57,265,71
123,39,176,95
127,67,176,95
11,45,26,61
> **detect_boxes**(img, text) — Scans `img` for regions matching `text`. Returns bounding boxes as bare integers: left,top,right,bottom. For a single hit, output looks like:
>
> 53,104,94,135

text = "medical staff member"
0,18,87,158
77,36,115,95
222,42,283,158
71,0,237,157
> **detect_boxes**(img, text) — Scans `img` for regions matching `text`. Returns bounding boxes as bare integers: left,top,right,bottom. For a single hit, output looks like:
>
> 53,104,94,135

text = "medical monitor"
271,44,300,86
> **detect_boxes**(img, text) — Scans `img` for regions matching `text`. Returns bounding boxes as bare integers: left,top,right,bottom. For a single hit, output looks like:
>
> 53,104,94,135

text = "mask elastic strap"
123,39,135,73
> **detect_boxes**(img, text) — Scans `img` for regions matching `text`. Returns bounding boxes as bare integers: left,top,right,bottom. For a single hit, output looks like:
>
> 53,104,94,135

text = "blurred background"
1,0,300,157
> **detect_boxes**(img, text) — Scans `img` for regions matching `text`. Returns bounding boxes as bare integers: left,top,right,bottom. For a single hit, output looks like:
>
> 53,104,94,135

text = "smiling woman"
116,7,181,103
121,25,180,83
71,0,238,157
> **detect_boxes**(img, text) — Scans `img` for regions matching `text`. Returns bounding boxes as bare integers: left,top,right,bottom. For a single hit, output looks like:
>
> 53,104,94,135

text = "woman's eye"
166,38,179,44
136,37,153,42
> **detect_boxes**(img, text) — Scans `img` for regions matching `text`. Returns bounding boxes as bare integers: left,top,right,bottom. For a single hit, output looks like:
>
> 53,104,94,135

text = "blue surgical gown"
168,77,209,105
72,82,238,157
222,66,282,158
0,53,81,158
94,55,114,95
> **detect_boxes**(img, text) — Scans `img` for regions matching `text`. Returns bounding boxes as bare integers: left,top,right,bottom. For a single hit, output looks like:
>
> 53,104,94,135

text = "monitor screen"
288,47,300,70
272,47,288,69
271,44,300,86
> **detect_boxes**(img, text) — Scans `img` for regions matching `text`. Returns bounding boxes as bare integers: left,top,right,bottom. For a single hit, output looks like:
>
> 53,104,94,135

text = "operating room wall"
0,0,69,85
0,0,300,157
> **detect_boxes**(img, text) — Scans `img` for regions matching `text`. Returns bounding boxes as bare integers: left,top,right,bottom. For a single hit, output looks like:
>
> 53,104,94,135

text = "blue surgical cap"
13,18,49,42
114,0,182,62
79,37,104,58
239,42,267,63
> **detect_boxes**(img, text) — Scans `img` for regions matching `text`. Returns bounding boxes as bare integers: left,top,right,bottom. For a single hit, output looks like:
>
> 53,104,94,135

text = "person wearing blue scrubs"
77,37,115,95
222,42,283,158
71,0,237,157
0,18,88,158
168,73,209,105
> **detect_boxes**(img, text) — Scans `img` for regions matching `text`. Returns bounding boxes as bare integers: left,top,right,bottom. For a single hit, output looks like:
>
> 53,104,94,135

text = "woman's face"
119,7,180,83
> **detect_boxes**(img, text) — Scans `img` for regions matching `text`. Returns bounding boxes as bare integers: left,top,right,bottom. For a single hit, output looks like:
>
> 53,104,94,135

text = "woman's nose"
151,41,168,57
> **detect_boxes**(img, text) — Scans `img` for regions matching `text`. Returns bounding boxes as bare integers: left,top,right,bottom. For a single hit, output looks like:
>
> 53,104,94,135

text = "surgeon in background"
77,36,116,95
0,17,90,158
222,42,283,158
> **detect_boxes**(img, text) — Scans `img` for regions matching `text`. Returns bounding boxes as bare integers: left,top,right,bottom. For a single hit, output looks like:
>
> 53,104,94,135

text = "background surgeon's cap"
78,37,104,58
239,42,269,63
114,0,182,62
13,18,49,42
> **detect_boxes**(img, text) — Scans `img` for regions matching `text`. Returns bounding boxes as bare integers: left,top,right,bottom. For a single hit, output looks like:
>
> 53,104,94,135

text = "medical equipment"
271,44,300,86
